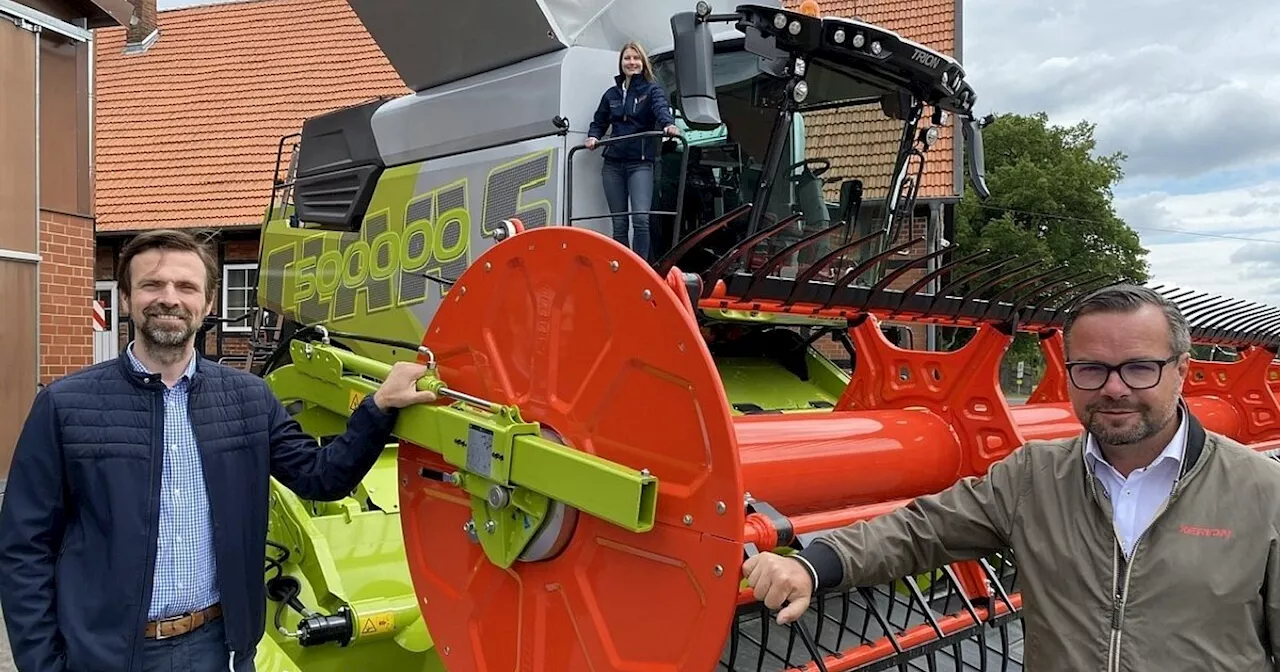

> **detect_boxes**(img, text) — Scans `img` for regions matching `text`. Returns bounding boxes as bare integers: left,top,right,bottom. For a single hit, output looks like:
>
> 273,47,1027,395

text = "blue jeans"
601,159,654,261
141,616,254,672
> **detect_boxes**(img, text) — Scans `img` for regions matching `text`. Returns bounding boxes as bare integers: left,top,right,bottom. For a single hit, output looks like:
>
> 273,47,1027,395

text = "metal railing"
565,130,691,229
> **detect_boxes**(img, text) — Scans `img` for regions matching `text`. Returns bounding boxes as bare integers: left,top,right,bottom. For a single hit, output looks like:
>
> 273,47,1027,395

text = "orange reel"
397,226,746,671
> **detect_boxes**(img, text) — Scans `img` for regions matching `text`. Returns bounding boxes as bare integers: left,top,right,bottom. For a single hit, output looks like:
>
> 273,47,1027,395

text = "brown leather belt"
143,603,222,640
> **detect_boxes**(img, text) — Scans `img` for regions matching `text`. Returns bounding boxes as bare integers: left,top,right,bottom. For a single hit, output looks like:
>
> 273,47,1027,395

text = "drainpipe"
926,200,941,351
35,25,42,386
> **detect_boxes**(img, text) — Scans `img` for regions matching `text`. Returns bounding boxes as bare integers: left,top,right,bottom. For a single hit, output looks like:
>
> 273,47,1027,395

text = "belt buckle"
152,614,189,641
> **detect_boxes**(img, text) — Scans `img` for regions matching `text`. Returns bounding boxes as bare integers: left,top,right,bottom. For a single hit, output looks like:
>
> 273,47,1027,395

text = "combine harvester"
238,1,1280,670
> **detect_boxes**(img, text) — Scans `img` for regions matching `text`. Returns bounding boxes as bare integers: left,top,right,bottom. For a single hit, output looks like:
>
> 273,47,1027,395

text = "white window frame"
221,263,259,333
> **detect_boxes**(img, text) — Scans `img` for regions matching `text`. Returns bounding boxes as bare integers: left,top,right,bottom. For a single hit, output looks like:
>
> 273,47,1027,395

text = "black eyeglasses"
1065,355,1180,391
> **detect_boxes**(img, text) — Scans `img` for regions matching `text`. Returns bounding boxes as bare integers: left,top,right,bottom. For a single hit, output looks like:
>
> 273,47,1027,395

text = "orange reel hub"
397,227,746,671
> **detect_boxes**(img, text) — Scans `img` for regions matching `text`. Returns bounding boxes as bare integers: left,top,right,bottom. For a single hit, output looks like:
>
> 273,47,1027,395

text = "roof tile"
785,0,957,202
93,0,409,232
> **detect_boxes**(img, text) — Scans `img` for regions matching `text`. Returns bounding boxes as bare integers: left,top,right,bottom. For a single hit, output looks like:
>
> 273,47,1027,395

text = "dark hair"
117,229,219,302
1062,283,1191,356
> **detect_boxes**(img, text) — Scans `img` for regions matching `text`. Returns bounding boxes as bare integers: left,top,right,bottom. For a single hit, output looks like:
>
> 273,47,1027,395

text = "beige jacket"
800,409,1280,671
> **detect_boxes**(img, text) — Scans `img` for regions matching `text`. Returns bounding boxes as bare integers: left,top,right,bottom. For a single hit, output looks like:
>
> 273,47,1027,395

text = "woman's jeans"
601,159,654,261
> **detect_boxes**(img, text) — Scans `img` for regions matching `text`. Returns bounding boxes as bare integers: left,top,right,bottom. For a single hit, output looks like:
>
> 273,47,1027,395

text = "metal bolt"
488,485,510,509
716,501,726,515
642,289,652,301
683,514,693,526
640,468,651,477
460,286,467,295
463,520,478,544
485,520,497,534
611,260,619,272
484,262,492,272
444,646,450,655
714,565,723,577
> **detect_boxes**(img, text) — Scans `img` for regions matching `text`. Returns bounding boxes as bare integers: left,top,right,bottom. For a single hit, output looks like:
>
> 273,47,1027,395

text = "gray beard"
138,314,198,365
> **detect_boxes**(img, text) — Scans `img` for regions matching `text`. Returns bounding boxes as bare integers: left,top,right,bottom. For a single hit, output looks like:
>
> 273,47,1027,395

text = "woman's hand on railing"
585,137,599,150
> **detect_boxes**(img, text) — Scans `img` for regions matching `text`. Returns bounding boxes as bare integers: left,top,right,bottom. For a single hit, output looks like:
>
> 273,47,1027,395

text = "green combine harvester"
238,1,1238,670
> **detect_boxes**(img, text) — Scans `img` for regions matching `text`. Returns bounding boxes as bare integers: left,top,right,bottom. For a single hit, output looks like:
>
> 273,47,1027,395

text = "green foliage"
940,112,1151,366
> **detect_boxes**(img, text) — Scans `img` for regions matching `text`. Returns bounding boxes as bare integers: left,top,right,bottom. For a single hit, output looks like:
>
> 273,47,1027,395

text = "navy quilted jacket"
0,352,398,671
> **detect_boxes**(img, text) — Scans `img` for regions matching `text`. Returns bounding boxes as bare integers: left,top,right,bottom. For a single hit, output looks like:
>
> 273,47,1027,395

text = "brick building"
1,0,131,484
91,0,408,361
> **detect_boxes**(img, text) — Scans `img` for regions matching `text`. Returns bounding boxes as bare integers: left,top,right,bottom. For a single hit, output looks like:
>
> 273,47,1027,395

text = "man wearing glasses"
741,284,1280,671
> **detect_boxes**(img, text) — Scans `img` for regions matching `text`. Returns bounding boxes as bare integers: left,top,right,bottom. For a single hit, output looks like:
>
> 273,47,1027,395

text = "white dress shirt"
1084,410,1188,557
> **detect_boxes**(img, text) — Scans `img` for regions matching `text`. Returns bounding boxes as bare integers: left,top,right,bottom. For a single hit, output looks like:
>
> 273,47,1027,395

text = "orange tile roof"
785,0,958,202
92,0,410,233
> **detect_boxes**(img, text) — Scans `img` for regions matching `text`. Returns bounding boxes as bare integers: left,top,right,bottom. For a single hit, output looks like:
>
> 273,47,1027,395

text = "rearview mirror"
962,116,991,199
670,8,721,130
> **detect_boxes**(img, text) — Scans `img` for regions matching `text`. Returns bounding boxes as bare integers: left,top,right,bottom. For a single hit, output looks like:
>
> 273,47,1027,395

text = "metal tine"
1024,272,1113,325
1154,286,1206,307
978,264,1078,321
700,213,804,296
1176,292,1230,320
1182,295,1252,329
1007,268,1093,316
894,248,994,306
1233,306,1280,344
858,587,907,656
903,577,947,641
725,613,741,670
925,257,1027,320
1194,299,1269,338
821,238,924,310
1221,311,1276,348
755,607,770,671
1190,303,1261,347
861,244,954,309
1044,275,1122,322
1161,290,1219,318
1242,309,1280,345
961,258,1044,307
1219,305,1280,344
978,558,1018,621
940,565,989,671
1220,302,1280,337
740,220,850,301
932,255,1022,304
654,202,752,276
790,620,831,672
783,231,887,306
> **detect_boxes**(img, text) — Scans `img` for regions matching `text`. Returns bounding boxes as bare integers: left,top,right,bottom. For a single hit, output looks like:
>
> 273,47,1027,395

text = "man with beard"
741,284,1280,671
0,230,441,672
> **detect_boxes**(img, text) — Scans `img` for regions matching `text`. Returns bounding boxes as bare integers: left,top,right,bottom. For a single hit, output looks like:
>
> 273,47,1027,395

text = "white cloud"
963,0,1280,184
1115,182,1280,302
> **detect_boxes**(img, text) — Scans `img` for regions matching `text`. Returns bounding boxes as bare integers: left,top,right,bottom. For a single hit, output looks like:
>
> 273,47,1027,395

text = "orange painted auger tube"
391,226,1280,672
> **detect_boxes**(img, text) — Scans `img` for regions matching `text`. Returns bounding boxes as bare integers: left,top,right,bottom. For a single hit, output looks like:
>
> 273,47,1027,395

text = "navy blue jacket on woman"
0,352,399,672
587,74,677,163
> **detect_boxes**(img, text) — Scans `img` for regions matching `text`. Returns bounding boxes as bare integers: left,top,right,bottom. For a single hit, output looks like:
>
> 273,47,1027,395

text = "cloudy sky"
156,0,1280,304
963,0,1280,305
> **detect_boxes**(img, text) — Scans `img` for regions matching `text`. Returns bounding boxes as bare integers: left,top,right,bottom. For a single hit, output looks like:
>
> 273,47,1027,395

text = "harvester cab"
651,0,991,281
241,2,1280,672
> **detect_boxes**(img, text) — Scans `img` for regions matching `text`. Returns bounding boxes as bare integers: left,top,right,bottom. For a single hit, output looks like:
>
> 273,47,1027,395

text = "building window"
222,263,258,332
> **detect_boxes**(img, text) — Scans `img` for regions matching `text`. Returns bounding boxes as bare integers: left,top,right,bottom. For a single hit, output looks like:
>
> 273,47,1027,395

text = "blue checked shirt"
126,344,221,620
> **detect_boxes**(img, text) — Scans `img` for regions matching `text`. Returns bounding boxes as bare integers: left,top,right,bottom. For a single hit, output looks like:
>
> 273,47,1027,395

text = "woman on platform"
585,40,682,262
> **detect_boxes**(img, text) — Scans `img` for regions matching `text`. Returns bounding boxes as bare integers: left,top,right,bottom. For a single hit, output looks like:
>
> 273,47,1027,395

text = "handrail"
565,130,691,234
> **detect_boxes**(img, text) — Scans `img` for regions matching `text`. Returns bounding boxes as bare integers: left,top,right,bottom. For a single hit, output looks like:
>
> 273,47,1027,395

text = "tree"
939,112,1149,366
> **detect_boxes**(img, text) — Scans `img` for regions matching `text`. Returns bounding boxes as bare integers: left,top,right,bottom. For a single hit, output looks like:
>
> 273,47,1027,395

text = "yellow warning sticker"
360,611,395,636
348,390,365,412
